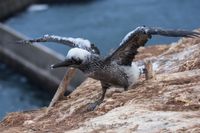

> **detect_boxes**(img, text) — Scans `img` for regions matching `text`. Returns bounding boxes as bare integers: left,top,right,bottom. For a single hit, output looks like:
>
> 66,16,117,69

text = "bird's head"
51,48,91,69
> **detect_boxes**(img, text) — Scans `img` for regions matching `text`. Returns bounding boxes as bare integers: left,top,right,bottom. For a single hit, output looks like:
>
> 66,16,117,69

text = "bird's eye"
71,57,76,62
71,57,82,65
76,59,82,65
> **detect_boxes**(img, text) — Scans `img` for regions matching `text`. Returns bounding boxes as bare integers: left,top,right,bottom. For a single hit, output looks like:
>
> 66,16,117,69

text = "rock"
0,32,200,132
0,0,36,21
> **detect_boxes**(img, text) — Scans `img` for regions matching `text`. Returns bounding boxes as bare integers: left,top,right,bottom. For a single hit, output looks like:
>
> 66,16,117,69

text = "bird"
20,26,200,110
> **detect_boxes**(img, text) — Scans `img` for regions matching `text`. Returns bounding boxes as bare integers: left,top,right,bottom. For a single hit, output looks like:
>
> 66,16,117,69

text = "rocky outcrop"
0,31,200,132
38,0,95,4
0,0,93,21
0,0,36,21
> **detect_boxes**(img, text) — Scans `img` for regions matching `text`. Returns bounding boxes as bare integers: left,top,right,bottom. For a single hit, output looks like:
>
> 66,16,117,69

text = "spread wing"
105,26,200,66
19,35,100,55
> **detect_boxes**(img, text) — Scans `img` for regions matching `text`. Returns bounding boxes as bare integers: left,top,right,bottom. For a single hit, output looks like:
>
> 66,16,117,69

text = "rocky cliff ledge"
0,31,200,132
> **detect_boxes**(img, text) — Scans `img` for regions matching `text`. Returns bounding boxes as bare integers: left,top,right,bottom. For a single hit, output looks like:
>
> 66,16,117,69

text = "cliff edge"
0,31,200,133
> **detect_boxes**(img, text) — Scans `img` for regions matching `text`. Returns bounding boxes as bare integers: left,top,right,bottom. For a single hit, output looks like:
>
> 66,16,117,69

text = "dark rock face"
0,31,200,132
0,0,95,21
0,0,36,21
38,0,95,4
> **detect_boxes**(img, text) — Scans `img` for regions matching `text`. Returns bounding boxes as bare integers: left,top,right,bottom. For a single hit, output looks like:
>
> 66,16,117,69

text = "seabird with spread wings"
21,26,200,110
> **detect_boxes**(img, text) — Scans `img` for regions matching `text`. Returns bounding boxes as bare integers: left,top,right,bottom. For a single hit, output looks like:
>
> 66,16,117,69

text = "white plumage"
67,38,91,48
66,48,91,61
120,62,140,85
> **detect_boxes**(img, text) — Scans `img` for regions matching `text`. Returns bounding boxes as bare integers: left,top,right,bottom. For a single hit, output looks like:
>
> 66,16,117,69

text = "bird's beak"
50,60,71,69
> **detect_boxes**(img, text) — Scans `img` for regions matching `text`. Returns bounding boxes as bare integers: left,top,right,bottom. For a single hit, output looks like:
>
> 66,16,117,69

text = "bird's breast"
86,64,129,87
82,62,139,88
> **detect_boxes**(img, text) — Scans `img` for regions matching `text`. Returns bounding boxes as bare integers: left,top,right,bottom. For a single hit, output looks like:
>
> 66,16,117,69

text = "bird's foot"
87,100,103,111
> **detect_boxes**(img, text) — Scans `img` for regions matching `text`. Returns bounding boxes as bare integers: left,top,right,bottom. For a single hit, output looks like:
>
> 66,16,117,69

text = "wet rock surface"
0,31,200,132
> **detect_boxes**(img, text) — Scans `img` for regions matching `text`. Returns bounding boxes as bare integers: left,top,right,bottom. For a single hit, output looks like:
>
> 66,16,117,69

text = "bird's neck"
78,56,103,74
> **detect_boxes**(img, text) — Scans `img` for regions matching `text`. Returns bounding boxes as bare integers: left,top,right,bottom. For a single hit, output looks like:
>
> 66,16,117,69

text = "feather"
105,26,200,66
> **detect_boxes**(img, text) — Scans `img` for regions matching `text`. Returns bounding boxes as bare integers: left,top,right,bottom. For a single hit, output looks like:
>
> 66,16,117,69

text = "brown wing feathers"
105,26,200,66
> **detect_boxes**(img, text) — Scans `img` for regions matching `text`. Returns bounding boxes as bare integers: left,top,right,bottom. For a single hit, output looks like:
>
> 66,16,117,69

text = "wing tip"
185,31,200,38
